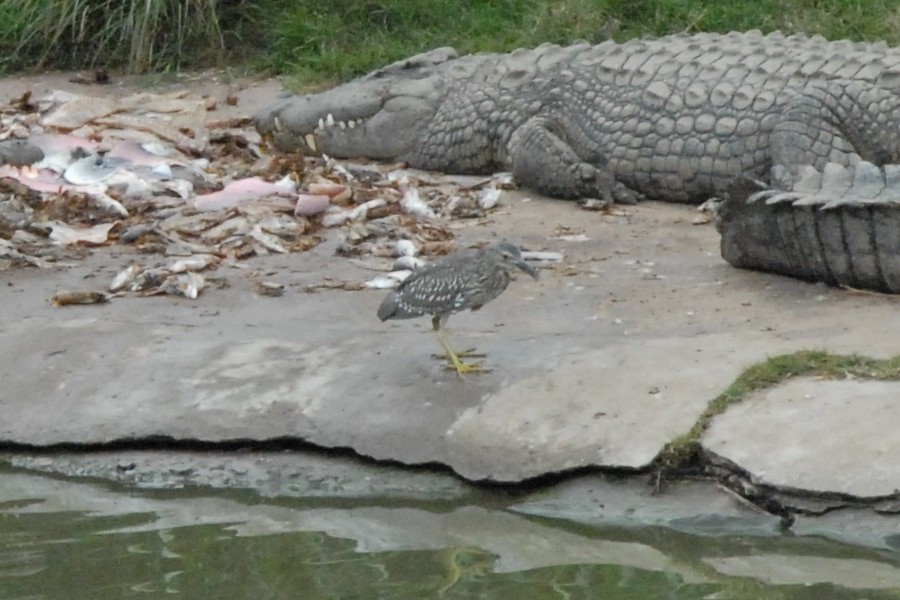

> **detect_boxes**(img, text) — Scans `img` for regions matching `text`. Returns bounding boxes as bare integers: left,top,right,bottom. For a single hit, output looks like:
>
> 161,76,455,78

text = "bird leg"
432,316,489,375
430,348,486,360
435,329,489,375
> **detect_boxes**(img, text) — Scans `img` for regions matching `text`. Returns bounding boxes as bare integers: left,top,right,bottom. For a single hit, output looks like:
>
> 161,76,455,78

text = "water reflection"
1,470,899,599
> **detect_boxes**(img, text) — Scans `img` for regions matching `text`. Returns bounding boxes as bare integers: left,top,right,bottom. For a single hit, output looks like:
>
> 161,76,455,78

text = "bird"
377,241,539,375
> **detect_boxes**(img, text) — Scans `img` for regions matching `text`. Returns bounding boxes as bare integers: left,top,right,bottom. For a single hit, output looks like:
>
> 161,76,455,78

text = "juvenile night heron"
377,241,539,375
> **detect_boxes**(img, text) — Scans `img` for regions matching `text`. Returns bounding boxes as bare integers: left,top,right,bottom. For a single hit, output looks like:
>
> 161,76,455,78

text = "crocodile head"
256,48,461,161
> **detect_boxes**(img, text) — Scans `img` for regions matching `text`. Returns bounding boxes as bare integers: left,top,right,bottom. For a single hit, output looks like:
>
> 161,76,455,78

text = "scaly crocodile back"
484,30,900,90
410,31,900,202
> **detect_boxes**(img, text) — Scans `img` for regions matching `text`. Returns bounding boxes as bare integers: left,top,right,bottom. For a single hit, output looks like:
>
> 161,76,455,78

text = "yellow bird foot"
433,329,490,376
430,348,486,361
442,360,491,376
441,350,491,376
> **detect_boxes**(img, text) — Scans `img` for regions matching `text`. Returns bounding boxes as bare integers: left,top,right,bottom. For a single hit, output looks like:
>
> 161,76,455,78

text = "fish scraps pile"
0,85,526,304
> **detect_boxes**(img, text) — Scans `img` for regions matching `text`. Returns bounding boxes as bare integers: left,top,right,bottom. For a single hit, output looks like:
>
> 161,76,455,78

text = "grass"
264,0,539,82
262,0,900,82
2,0,900,78
0,0,255,73
660,350,900,468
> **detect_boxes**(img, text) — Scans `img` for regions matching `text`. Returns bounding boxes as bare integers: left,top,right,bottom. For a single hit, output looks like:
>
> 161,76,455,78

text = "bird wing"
395,253,468,291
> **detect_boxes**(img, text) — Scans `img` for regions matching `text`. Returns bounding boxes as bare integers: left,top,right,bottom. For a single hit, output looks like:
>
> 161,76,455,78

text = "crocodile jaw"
303,94,439,160
258,48,457,161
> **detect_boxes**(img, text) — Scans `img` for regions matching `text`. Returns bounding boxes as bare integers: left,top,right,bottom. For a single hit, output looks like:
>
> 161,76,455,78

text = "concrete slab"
2,450,474,500
4,194,900,492
444,335,769,480
703,378,900,497
510,472,900,550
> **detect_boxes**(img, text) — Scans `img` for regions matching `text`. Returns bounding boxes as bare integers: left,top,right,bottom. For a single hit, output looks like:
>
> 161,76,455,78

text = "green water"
2,471,900,599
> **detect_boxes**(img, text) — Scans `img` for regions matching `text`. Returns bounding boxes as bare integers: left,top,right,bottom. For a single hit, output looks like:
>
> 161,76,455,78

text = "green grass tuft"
661,351,900,467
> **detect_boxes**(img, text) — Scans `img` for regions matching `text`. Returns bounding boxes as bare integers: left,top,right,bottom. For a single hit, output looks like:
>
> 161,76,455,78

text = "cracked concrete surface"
2,73,900,503
704,377,900,497
3,192,900,496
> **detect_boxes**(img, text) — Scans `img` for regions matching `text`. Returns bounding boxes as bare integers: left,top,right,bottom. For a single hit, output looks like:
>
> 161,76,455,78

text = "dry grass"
1,0,227,72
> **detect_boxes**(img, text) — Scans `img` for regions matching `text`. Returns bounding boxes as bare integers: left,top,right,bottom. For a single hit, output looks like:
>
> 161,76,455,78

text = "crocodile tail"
719,161,900,293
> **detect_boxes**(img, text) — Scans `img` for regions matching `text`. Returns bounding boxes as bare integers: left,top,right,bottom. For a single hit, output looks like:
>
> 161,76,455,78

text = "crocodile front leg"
507,116,642,203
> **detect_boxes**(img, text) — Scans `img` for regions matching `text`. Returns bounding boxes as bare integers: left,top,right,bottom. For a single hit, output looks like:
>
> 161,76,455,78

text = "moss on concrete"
660,351,900,469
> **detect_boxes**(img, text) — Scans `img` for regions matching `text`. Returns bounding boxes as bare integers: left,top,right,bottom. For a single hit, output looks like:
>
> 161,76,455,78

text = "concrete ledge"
4,198,900,496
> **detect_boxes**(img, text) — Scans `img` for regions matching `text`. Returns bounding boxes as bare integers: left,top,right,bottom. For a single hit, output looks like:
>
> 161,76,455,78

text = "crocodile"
256,30,900,292
719,161,900,292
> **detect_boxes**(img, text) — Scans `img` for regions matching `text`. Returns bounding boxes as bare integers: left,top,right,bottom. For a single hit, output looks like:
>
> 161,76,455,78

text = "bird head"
489,242,539,280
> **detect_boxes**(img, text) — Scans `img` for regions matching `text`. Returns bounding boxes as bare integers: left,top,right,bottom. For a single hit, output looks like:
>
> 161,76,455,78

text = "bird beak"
516,259,539,280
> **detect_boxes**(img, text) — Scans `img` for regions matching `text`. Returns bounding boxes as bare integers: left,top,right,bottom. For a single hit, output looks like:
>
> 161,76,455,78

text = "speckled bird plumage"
377,242,538,322
377,241,538,375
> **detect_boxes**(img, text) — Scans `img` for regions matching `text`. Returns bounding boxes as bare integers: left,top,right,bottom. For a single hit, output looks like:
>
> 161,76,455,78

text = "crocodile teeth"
338,121,346,130
318,117,325,130
304,133,318,152
348,120,356,129
273,116,283,131
326,113,335,127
